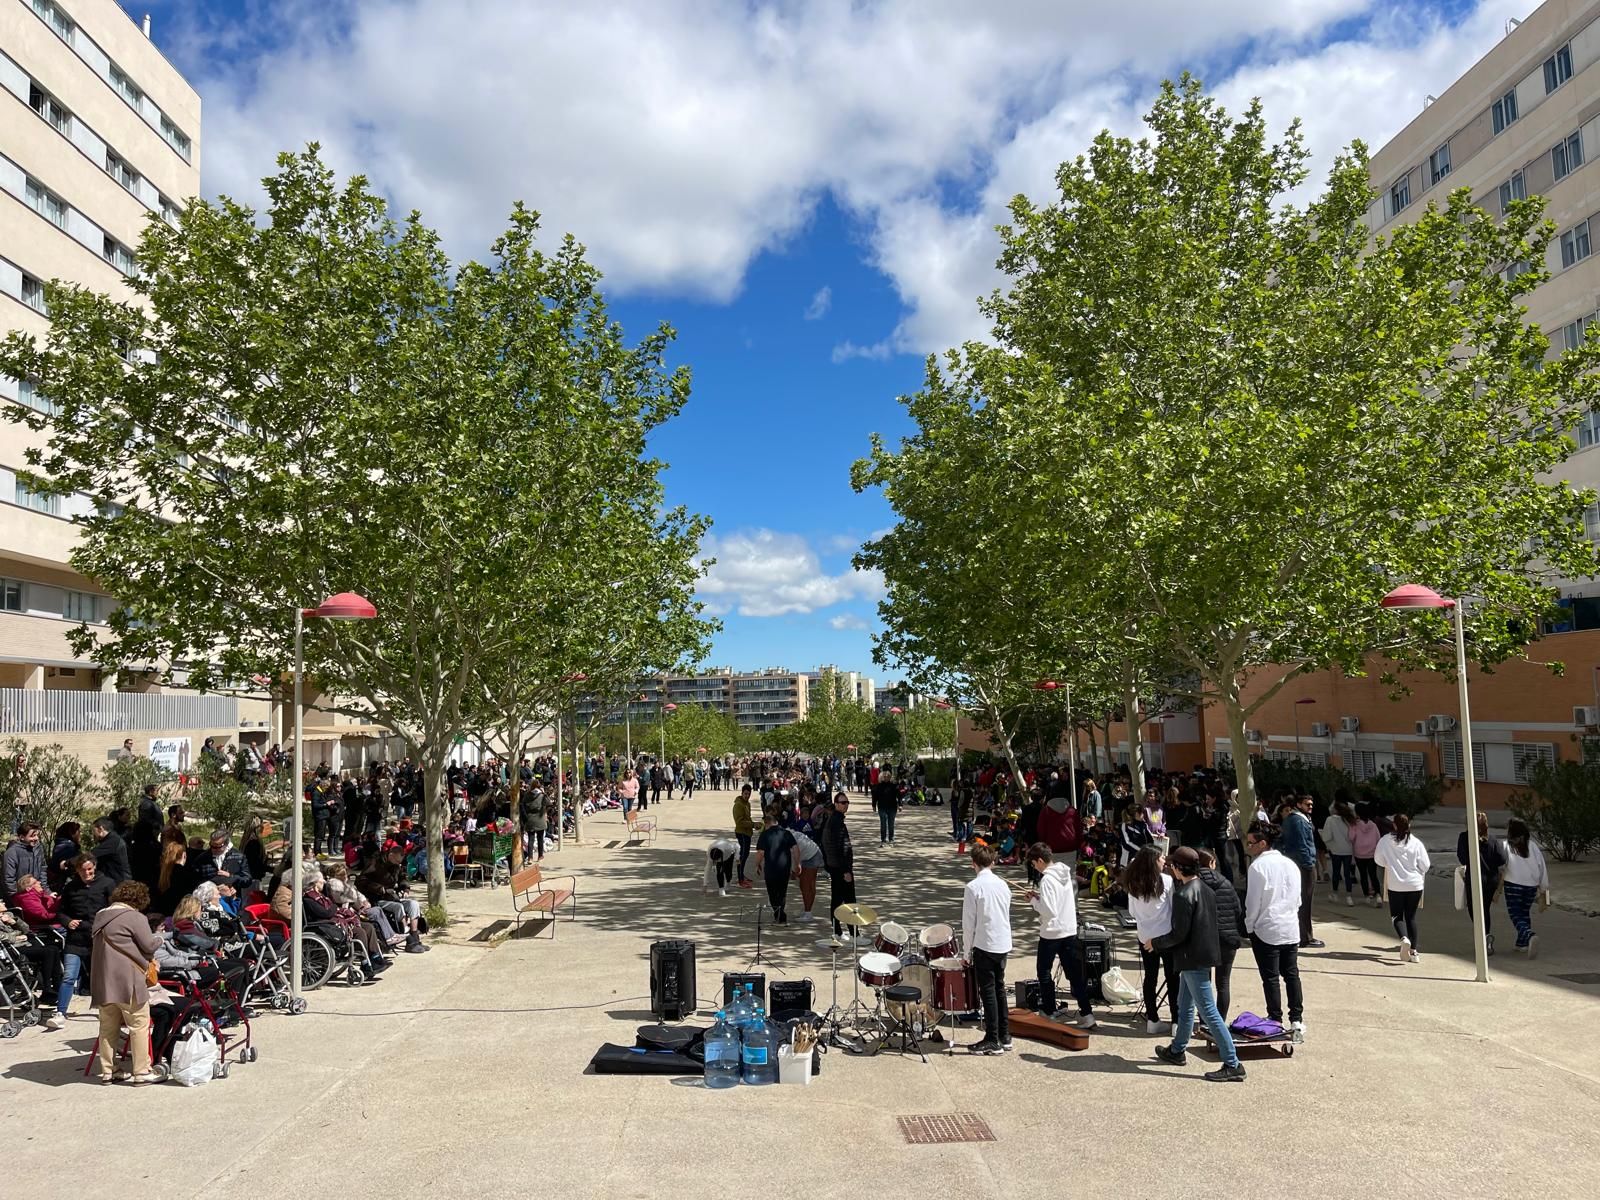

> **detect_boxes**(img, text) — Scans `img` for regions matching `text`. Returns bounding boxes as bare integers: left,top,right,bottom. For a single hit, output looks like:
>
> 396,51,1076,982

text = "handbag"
102,917,160,988
1453,866,1466,911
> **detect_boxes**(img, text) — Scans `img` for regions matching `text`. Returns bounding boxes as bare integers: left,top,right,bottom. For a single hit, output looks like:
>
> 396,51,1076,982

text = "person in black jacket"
1197,849,1245,1019
89,817,131,885
1150,846,1245,1083
1456,813,1505,955
56,853,113,1021
820,791,856,937
870,771,900,846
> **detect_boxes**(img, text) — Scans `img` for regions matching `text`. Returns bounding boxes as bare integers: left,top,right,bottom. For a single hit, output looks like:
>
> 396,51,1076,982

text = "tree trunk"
572,729,584,844
1223,691,1258,833
507,763,524,872
985,702,1027,802
1123,670,1146,800
423,758,447,909
1085,719,1101,779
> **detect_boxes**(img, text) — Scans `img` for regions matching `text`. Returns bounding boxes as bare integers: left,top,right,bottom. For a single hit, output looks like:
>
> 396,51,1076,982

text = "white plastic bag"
1453,866,1466,911
169,1025,217,1087
1100,966,1139,1005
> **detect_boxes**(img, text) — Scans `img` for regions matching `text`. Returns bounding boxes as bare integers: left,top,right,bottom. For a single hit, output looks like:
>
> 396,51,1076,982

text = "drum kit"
818,902,979,1057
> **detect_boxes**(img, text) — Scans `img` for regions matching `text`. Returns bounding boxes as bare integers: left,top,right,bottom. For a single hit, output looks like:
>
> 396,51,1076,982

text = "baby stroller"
0,934,45,1038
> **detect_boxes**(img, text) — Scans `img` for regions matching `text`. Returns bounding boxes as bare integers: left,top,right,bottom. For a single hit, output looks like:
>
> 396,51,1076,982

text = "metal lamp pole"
1381,584,1489,983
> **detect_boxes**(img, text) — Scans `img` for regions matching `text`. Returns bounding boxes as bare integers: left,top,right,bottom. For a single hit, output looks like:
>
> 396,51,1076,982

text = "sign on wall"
148,736,192,773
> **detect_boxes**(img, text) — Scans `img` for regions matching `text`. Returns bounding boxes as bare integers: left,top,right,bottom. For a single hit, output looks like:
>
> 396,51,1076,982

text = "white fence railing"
0,687,237,734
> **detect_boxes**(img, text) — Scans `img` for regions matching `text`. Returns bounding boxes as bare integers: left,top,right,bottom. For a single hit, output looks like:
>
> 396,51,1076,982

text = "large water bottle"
727,985,749,1032
740,1005,780,1085
703,1010,742,1090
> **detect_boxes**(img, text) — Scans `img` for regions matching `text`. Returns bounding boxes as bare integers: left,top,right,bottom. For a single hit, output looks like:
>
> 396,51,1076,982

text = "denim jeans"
1329,854,1355,894
878,809,896,843
57,950,88,1015
1169,968,1239,1067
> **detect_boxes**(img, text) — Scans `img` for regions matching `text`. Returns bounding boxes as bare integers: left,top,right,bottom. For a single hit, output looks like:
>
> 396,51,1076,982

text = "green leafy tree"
0,738,96,836
189,758,257,835
0,148,703,905
1512,742,1600,861
101,756,177,814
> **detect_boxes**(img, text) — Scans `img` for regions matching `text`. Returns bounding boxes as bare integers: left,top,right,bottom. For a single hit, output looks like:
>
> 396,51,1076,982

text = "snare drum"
919,922,957,961
930,956,977,1013
874,921,910,957
857,951,903,989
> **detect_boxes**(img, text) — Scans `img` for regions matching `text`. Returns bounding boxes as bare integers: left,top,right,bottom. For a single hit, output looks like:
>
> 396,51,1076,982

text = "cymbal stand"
746,901,785,974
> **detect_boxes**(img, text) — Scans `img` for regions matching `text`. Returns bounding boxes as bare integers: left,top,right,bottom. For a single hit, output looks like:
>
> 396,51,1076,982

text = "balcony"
0,686,238,733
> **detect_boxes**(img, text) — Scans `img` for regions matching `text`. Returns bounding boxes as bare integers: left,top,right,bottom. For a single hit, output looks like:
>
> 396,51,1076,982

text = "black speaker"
650,940,697,1020
1079,932,1111,1004
722,971,765,1009
1014,978,1041,1010
768,978,813,1018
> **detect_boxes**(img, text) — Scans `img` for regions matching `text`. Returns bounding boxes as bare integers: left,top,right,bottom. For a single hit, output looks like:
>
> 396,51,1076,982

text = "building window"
27,83,71,134
1492,88,1520,134
20,274,47,314
32,0,75,44
1553,132,1584,181
0,578,21,611
109,64,143,109
14,480,60,516
25,178,68,229
1389,175,1411,215
1429,144,1451,185
1574,408,1600,448
1562,221,1592,269
105,151,140,193
1544,43,1574,94
159,196,181,227
103,236,136,276
63,591,97,623
1498,171,1526,212
159,115,192,161
15,379,56,416
1566,314,1597,354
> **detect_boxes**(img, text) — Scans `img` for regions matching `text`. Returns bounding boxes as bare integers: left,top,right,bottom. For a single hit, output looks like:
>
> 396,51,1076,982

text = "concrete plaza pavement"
2,788,1598,1199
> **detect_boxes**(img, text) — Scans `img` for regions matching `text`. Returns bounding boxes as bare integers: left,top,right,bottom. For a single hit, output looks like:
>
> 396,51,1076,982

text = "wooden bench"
511,864,577,937
627,818,657,846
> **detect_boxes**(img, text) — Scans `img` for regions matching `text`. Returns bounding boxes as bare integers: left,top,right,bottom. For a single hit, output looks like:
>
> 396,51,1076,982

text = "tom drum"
930,956,977,1014
857,951,904,989
873,921,910,957
919,923,957,961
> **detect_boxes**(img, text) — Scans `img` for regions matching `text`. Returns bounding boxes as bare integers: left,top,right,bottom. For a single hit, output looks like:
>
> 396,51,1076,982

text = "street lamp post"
1381,583,1490,983
291,591,377,1007
1293,697,1316,759
1034,680,1073,808
889,706,905,765
935,701,956,796
661,702,677,765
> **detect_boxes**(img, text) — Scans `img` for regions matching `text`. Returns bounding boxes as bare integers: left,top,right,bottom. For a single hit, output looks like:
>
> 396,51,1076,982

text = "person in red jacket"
13,874,61,927
1037,795,1082,864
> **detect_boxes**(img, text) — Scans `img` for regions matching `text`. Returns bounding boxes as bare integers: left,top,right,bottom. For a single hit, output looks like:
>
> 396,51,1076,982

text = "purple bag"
1229,1011,1285,1040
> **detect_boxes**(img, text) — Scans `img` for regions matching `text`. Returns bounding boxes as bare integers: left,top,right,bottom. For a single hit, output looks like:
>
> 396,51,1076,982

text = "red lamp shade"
846,744,857,751
1294,697,1317,706
311,592,377,620
1034,680,1060,691
564,672,589,683
889,706,903,714
697,746,707,753
664,703,678,712
1380,583,1452,610
934,701,952,710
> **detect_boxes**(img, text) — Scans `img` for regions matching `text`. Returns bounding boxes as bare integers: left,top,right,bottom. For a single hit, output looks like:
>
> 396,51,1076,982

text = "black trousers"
313,812,335,855
1298,864,1315,943
1390,889,1423,948
736,834,752,881
1250,935,1303,1024
972,947,1009,1043
764,857,791,917
830,869,857,936
1140,945,1176,1022
1215,942,1238,1020
1036,935,1092,1015
19,942,63,1004
1356,857,1380,896
714,855,735,889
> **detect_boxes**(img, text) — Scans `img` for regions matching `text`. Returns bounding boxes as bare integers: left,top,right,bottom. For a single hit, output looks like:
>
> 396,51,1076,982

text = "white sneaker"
798,911,815,922
1400,937,1412,963
1146,1019,1172,1035
1074,1012,1098,1030
1045,1007,1072,1023
44,1013,66,1031
1527,934,1539,959
1290,1021,1305,1044
1345,895,1355,908
718,888,727,897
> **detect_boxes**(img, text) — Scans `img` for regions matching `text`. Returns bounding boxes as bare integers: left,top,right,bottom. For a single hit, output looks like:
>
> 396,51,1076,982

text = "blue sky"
128,0,1524,679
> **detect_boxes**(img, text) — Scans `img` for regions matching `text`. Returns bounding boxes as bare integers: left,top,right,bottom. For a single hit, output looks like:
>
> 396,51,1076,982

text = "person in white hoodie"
1499,818,1550,957
1321,800,1358,907
1123,845,1176,1034
703,837,739,896
1025,842,1095,1029
1373,814,1431,963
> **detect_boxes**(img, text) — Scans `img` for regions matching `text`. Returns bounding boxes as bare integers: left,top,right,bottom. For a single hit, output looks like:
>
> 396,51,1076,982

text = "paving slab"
2,787,1598,1199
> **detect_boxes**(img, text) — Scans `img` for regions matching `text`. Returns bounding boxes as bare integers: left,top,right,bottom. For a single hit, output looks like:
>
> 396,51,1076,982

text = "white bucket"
777,1046,814,1086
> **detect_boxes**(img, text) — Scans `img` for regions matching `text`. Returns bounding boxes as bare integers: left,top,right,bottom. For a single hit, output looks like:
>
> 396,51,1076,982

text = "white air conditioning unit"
1310,722,1331,738
1245,729,1265,744
1575,705,1600,728
1340,716,1361,733
1428,714,1457,733
1414,720,1430,736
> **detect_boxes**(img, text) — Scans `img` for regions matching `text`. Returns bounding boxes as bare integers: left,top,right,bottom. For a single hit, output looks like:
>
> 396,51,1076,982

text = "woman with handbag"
90,880,162,1084
1500,819,1550,957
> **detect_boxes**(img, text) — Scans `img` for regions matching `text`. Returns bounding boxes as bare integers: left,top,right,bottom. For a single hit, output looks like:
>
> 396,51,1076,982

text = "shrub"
1511,741,1600,862
0,737,97,835
1251,757,1441,821
188,760,257,836
101,755,177,812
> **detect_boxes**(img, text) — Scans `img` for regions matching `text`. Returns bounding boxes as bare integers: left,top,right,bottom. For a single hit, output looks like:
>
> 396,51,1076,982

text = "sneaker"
1486,934,1495,957
969,1039,1002,1056
1399,937,1412,963
1153,1044,1187,1067
1205,1063,1247,1083
798,911,815,922
1145,1018,1172,1035
1527,934,1540,959
44,1014,65,1031
718,888,727,897
1000,1038,1014,1053
1290,1021,1305,1045
776,910,788,924
1074,1012,1098,1030
1302,938,1326,949
738,879,753,890
1045,1007,1073,1023
1346,895,1355,908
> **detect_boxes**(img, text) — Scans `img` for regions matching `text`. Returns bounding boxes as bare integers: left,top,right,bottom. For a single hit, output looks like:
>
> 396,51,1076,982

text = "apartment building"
804,665,875,712
578,666,840,733
0,1,263,772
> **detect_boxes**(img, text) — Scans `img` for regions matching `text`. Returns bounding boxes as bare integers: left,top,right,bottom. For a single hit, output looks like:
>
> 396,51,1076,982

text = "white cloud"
804,285,832,320
168,2,1525,352
829,613,870,631
698,529,885,618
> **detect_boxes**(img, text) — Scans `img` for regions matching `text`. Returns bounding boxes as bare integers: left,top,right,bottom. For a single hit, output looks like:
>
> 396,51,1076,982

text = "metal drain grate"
897,1113,996,1144
1550,972,1600,985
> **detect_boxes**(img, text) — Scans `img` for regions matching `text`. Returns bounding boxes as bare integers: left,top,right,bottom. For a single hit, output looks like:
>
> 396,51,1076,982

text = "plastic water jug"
703,1011,741,1090
740,1006,780,1085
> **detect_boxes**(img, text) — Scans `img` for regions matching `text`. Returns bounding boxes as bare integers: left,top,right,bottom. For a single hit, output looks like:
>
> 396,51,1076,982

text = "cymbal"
832,902,879,927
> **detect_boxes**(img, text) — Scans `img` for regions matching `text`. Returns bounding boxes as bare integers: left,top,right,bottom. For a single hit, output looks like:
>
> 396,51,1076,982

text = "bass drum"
886,961,941,1028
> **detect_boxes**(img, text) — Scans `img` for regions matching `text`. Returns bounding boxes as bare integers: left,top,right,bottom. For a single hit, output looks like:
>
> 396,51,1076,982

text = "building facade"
577,665,877,734
0,1,268,772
